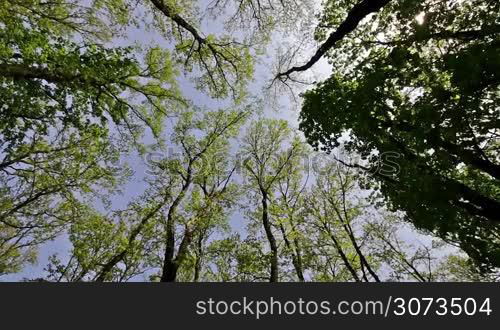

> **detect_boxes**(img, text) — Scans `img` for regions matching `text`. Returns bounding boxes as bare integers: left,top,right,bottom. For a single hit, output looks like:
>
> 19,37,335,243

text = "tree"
297,0,500,270
271,151,310,281
206,0,314,42
241,118,307,281
55,108,249,282
275,0,391,82
200,234,270,282
156,109,247,281
305,160,381,282
301,157,486,282
365,215,447,282
0,126,127,276
435,254,500,282
0,0,184,274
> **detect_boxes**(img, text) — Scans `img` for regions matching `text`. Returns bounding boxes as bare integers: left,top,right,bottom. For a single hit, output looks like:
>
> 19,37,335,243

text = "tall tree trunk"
160,208,177,282
336,212,380,282
193,235,204,282
159,166,193,282
293,238,305,281
161,261,178,282
261,191,279,282
279,223,305,281
326,227,361,282
161,223,194,282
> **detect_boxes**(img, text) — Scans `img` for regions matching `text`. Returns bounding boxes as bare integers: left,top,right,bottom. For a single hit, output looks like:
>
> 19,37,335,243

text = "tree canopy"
1,0,499,281
298,0,500,270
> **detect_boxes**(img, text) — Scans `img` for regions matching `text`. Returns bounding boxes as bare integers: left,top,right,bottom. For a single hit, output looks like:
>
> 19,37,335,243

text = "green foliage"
0,0,182,274
300,0,500,270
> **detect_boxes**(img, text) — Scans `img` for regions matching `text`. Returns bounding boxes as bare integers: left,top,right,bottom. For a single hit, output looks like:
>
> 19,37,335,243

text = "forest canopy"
0,0,498,281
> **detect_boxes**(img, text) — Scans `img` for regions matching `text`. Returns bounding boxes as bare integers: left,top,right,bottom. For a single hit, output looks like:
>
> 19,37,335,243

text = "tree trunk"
261,191,279,282
326,228,361,282
279,223,305,281
193,235,204,282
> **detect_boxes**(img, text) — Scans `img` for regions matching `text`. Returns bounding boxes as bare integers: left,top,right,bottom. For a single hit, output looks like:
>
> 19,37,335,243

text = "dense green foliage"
300,0,500,270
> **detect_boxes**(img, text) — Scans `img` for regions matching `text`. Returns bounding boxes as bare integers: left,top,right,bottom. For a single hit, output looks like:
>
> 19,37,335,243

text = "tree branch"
275,0,391,81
